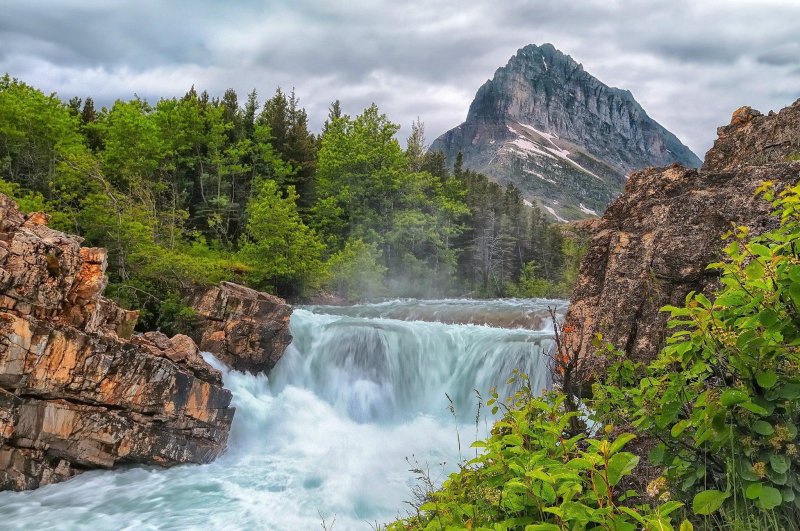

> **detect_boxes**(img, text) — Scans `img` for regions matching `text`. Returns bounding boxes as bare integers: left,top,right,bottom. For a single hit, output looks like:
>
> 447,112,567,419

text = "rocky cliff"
0,195,235,491
703,99,800,172
563,99,800,373
430,43,700,221
187,282,292,375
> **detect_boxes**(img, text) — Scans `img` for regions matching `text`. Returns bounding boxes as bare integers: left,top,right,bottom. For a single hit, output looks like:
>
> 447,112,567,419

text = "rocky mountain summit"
0,195,294,491
430,43,700,221
562,98,800,372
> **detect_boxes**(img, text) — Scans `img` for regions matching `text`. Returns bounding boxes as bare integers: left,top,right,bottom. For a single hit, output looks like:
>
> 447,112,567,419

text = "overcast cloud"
1,0,799,156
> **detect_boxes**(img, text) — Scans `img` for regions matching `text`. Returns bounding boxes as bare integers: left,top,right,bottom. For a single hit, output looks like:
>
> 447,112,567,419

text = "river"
0,298,565,530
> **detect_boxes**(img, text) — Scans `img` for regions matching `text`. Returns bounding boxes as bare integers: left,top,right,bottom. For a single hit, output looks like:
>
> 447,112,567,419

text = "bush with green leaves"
387,374,688,531
324,238,387,301
592,181,800,528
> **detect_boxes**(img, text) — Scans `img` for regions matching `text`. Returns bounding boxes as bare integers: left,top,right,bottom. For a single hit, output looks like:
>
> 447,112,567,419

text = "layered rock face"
0,195,234,491
188,281,292,374
563,100,800,371
703,99,800,172
430,43,700,221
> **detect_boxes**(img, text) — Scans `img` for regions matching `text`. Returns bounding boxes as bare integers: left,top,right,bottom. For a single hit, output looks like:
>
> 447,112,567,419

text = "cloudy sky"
2,0,799,156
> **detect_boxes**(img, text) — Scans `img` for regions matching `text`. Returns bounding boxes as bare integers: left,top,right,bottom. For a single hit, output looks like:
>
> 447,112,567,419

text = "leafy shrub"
593,182,800,528
387,375,687,531
325,238,387,301
390,182,800,531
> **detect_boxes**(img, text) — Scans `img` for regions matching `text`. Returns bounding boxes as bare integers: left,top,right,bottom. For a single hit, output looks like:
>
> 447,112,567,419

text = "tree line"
0,75,581,330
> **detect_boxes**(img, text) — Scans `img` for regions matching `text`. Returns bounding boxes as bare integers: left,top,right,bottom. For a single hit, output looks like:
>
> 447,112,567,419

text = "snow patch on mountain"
543,205,567,223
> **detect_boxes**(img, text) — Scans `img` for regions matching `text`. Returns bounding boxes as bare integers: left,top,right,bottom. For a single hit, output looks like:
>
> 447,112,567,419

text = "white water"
0,299,562,530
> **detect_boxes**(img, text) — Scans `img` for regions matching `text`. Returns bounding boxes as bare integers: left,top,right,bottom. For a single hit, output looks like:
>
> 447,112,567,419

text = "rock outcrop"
703,99,800,172
430,43,700,221
188,282,292,374
0,194,234,491
563,100,800,372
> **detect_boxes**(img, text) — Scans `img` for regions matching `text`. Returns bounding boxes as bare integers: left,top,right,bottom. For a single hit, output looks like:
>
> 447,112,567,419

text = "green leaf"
566,458,593,470
716,291,745,307
658,500,684,516
745,260,765,280
758,308,781,328
741,401,769,415
752,420,775,436
695,293,712,308
679,520,694,531
771,454,790,474
780,383,800,399
749,243,772,257
756,371,778,389
671,420,690,438
786,264,800,283
607,453,639,486
738,459,760,481
789,283,800,308
759,486,783,510
768,469,788,485
745,483,763,499
560,501,594,521
720,388,749,407
692,489,729,515
618,507,646,524
502,434,524,446
608,433,636,455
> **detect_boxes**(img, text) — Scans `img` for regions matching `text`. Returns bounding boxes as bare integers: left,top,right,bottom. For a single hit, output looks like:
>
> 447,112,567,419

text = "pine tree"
67,96,82,116
454,151,464,178
406,118,425,172
322,99,343,136
261,87,289,153
243,89,258,139
220,88,241,141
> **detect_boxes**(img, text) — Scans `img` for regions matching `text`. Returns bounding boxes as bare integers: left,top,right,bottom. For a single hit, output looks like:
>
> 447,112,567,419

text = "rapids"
0,298,564,530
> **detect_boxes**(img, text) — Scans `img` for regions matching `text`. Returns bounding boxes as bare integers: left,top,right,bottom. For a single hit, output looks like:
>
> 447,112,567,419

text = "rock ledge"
0,194,234,491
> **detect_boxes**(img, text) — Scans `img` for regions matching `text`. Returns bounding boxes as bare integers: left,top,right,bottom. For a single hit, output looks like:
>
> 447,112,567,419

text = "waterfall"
0,298,564,530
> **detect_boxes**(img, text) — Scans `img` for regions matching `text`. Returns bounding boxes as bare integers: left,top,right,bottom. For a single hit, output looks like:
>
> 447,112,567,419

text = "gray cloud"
1,0,799,156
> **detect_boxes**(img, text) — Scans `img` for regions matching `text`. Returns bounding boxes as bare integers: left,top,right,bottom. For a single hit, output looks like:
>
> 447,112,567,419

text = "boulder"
703,99,800,172
188,282,292,374
563,99,800,373
0,194,234,491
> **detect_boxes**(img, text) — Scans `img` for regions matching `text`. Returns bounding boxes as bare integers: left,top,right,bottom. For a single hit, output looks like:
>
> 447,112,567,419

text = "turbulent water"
0,298,564,530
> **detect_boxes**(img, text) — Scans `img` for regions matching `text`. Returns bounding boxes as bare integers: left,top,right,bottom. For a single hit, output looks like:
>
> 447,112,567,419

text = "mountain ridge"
431,43,701,221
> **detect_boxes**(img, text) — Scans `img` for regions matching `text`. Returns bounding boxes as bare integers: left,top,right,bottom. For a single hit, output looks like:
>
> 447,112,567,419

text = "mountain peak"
431,43,701,222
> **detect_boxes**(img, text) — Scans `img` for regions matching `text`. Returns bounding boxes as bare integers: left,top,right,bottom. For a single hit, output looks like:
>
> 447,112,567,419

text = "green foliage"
0,75,578,327
391,182,800,531
153,292,198,337
325,239,386,301
238,180,325,294
387,375,686,531
0,178,46,213
592,181,800,529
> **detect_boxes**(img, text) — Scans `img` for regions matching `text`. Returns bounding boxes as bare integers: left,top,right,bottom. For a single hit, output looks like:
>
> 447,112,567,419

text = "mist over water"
0,299,563,530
